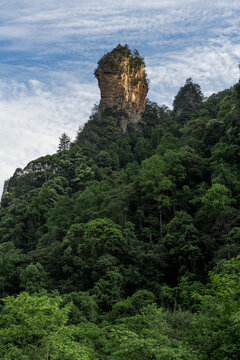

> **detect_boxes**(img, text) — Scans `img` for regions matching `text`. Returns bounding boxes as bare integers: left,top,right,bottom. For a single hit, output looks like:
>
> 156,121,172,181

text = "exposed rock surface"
95,45,148,131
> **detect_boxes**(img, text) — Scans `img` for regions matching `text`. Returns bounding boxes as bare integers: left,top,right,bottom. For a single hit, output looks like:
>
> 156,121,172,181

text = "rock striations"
95,44,148,131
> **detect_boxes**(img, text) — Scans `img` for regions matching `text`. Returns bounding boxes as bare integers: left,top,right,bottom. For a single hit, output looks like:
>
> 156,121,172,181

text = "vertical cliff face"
95,45,148,131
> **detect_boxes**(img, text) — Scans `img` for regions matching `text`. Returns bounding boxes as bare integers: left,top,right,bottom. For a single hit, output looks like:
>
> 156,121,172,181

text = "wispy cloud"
147,40,240,106
0,0,240,192
0,1,239,49
0,76,98,192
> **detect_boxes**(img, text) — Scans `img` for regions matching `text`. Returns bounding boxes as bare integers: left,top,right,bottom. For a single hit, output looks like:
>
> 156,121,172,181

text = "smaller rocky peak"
95,44,149,131
173,78,204,121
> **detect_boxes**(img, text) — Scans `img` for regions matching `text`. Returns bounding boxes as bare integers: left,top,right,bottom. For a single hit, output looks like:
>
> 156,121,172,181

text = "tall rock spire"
95,44,148,131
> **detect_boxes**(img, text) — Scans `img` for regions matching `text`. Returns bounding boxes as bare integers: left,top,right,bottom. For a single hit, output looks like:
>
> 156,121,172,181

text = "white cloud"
0,76,99,194
0,0,239,49
147,40,240,107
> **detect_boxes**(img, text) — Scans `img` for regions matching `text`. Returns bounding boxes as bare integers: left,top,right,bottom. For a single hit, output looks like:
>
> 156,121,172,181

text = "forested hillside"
0,76,240,359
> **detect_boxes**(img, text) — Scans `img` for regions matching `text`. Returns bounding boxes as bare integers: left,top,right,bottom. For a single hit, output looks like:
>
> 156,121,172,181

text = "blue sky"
0,0,240,192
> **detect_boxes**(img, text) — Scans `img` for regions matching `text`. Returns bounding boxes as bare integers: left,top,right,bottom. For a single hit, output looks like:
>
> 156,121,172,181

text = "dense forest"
0,75,240,359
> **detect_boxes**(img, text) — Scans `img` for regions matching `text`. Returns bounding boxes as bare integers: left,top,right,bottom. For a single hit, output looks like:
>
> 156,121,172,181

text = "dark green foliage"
173,78,204,122
62,291,98,323
191,257,240,359
163,211,201,281
1,78,240,358
20,263,49,293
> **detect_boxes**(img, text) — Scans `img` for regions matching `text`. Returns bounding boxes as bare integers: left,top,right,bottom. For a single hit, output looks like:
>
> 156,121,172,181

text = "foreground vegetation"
0,78,240,359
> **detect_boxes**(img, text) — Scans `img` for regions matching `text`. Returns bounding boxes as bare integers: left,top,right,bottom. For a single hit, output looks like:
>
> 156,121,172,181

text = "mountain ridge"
0,45,240,359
